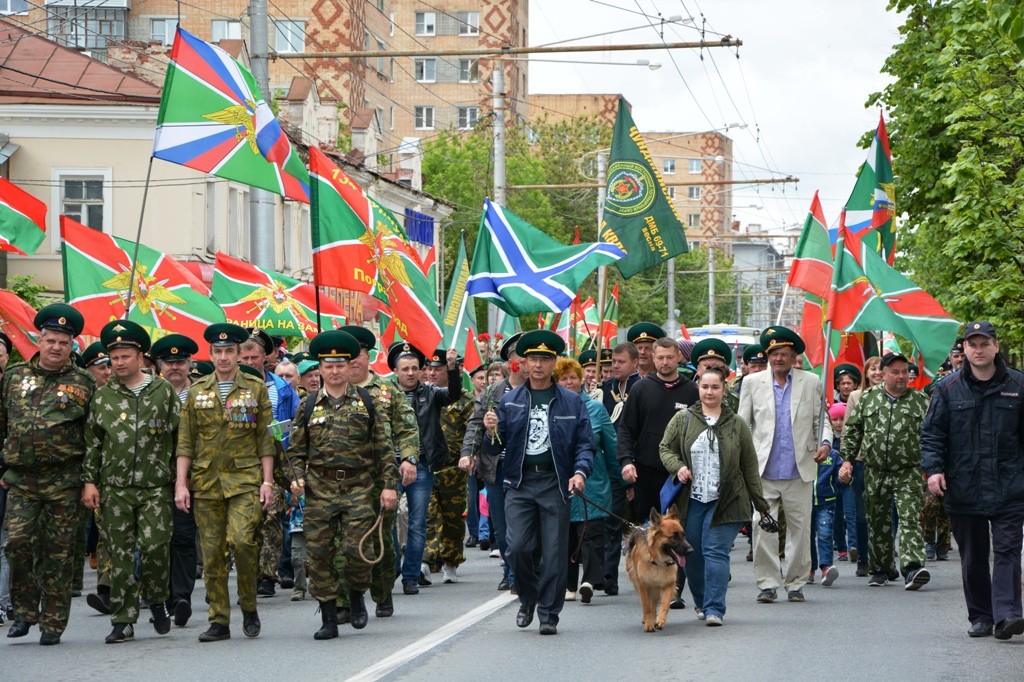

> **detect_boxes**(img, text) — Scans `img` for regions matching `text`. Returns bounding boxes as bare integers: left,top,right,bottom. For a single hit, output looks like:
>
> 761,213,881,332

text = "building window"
688,186,701,200
458,58,478,82
457,106,478,129
663,158,676,175
151,18,178,45
414,106,435,130
415,11,435,36
52,168,112,241
273,19,305,53
457,10,479,35
389,106,395,130
376,38,386,74
211,19,241,42
688,213,701,228
0,0,28,14
47,7,126,49
688,158,702,174
414,58,436,82
667,186,675,199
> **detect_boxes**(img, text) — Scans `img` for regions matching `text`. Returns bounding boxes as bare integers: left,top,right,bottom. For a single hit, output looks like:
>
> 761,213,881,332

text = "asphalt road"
4,538,1021,681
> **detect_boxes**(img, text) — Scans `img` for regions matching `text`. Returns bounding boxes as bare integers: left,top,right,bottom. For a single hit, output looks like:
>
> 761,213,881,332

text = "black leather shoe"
402,580,419,595
279,577,295,589
39,631,61,646
257,578,276,597
150,602,171,635
604,581,618,596
242,610,261,638
497,577,510,591
7,620,31,638
337,607,351,625
479,538,491,551
516,603,535,628
349,590,368,630
968,621,994,638
173,600,192,628
314,602,338,640
198,623,231,642
465,536,478,548
995,617,1024,640
87,591,111,615
375,595,394,618
539,622,557,635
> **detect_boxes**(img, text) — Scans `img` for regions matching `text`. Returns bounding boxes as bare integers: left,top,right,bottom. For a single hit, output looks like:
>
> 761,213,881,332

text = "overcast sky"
527,0,905,233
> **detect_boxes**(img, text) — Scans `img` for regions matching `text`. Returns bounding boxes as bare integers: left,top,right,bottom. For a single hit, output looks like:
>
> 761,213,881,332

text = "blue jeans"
486,478,512,584
399,463,434,583
466,475,482,539
849,461,868,562
684,498,742,619
811,502,836,569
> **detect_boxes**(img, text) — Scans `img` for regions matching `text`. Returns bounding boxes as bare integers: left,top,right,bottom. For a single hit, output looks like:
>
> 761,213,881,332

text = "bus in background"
683,324,761,372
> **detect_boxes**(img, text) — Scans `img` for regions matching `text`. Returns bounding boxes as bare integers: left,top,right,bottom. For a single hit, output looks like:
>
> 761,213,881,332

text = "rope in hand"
358,508,387,565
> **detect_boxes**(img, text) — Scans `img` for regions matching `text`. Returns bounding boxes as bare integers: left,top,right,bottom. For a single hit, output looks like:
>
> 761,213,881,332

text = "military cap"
204,323,249,347
833,363,862,385
879,352,909,369
238,363,263,379
627,322,666,344
425,348,447,367
34,303,84,337
309,330,360,363
78,341,109,368
599,348,614,365
340,325,376,351
742,344,768,365
499,333,523,361
100,319,151,353
297,359,319,376
951,337,965,353
515,329,565,358
191,360,215,378
270,335,286,350
964,320,996,340
468,362,487,377
0,332,10,355
577,349,597,367
691,338,732,366
245,327,275,355
291,351,309,364
387,341,425,370
151,333,199,362
939,360,953,373
760,326,805,356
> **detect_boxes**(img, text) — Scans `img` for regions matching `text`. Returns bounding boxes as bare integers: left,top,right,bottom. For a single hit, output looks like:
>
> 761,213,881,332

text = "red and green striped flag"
212,251,345,338
0,177,46,255
60,216,225,356
838,112,896,263
789,193,834,368
0,288,40,359
600,283,620,348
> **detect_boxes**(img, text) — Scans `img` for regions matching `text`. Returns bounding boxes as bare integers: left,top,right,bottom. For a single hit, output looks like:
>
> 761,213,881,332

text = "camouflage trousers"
864,467,926,576
425,464,468,568
5,485,80,634
95,509,111,589
101,485,172,624
335,492,396,608
194,492,262,625
920,490,952,553
305,474,375,602
72,504,90,591
258,487,284,582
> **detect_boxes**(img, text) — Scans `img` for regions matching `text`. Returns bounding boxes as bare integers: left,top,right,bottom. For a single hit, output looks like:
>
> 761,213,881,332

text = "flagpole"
595,151,608,357
124,156,155,317
817,319,835,445
775,281,790,326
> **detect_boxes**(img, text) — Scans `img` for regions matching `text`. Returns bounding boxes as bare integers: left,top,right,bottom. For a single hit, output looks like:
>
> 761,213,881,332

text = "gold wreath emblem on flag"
202,101,259,155
102,265,186,316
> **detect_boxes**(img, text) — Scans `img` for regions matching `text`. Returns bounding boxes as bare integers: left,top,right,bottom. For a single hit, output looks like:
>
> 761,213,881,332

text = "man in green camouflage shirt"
289,330,398,640
82,320,181,644
2,304,94,646
840,353,931,591
175,323,276,642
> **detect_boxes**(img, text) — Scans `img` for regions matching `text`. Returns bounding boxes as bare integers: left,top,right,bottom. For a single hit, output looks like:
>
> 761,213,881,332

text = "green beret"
297,359,319,376
833,363,862,384
34,303,84,337
692,338,732,366
100,319,151,353
78,341,109,368
151,333,199,361
340,325,376,351
204,323,249,346
387,341,425,370
578,349,597,367
627,322,666,344
742,344,768,365
515,329,565,358
759,326,805,356
309,330,360,363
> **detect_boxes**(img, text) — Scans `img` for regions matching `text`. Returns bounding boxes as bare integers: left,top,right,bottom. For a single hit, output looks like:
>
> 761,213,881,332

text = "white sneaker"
565,590,576,601
821,565,839,587
420,562,432,585
578,582,594,604
489,548,500,558
705,614,723,626
442,563,458,584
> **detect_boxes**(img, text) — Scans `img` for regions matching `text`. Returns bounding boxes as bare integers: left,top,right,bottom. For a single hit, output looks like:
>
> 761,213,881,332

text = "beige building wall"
529,93,622,126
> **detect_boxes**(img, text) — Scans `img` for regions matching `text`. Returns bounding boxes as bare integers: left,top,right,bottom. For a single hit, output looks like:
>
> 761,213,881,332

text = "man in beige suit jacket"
738,327,832,603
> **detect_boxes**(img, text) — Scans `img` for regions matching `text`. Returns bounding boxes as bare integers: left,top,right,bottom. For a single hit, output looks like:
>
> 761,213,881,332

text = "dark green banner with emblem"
601,97,688,278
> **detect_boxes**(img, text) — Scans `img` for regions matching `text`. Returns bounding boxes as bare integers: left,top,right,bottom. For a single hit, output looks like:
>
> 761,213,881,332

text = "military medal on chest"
20,375,38,398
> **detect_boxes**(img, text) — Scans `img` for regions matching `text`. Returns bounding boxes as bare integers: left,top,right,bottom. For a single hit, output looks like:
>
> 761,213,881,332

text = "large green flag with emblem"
601,97,689,278
441,236,478,355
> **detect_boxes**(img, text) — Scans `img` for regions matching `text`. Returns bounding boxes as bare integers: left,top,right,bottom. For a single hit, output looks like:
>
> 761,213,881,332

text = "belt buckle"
334,469,347,481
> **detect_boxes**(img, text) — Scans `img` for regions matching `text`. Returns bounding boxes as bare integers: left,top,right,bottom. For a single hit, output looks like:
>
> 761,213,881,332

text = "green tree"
9,274,46,309
869,0,1024,348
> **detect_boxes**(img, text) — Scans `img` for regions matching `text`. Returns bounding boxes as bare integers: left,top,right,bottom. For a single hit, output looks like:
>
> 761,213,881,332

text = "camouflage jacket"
177,370,275,499
289,383,398,490
361,371,419,462
0,355,95,490
841,384,929,472
83,375,181,489
441,393,474,466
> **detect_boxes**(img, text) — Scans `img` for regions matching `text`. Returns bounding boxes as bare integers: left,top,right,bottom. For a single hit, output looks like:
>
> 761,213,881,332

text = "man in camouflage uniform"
2,304,94,645
175,323,276,642
425,349,473,584
840,352,931,590
81,320,181,643
288,331,398,640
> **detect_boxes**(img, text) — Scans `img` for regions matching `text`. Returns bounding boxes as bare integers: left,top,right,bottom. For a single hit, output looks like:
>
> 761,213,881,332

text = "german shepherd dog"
625,506,693,632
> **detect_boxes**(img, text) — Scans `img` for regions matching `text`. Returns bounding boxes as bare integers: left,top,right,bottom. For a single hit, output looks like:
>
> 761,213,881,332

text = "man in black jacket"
387,343,462,595
922,321,1024,640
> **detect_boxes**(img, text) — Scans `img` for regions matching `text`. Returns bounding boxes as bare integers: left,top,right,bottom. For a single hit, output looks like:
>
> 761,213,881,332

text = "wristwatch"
402,456,419,466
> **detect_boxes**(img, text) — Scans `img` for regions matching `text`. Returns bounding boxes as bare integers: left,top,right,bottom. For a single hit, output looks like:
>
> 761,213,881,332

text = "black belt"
307,464,362,481
523,462,555,473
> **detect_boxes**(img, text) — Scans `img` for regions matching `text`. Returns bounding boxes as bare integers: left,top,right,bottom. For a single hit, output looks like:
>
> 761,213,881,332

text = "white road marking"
346,593,517,681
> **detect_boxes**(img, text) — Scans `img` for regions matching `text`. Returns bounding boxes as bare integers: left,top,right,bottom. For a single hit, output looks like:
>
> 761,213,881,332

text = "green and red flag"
0,288,40,359
838,112,896,263
441,236,478,357
599,283,620,348
788,191,833,299
212,251,345,338
60,216,225,356
602,96,689,278
0,177,46,255
826,224,958,377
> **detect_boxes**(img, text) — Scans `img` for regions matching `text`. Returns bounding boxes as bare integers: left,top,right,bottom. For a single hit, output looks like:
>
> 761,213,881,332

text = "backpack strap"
303,390,317,459
304,386,378,456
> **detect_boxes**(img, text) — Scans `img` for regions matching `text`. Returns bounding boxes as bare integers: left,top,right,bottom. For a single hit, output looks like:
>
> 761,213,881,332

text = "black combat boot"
349,590,368,630
314,601,339,640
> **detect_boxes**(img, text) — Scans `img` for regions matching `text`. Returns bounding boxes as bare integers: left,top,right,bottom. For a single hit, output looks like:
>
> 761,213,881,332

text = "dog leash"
573,489,644,532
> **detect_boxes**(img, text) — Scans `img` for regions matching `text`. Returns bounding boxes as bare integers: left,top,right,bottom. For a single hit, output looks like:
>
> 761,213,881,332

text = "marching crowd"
0,306,1022,645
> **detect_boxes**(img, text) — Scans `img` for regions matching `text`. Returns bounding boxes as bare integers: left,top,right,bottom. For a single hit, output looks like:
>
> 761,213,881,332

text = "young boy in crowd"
810,402,847,587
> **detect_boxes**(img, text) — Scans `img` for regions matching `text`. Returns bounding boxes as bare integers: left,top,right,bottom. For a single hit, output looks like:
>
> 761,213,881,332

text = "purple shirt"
763,371,800,480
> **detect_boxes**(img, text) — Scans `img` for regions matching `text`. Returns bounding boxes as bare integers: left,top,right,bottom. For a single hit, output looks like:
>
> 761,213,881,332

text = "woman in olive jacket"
660,366,768,626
